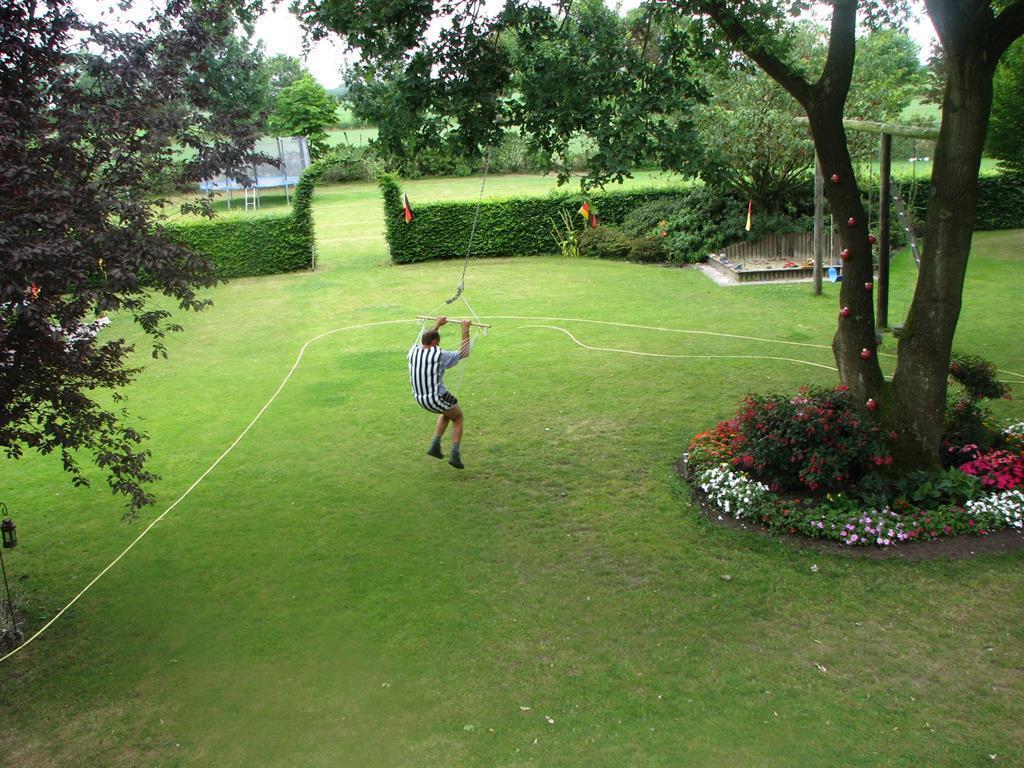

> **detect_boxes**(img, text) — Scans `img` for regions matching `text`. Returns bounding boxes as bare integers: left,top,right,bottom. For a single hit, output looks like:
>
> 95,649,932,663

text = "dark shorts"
415,392,458,414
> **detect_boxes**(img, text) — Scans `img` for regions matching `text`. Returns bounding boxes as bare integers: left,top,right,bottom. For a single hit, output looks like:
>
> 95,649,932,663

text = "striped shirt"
408,344,461,411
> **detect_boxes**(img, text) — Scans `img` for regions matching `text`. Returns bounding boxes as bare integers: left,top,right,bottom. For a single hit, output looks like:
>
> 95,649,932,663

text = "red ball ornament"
866,398,878,412
840,248,851,260
847,217,857,227
839,306,851,318
867,234,877,245
830,173,841,184
864,281,873,291
860,348,873,360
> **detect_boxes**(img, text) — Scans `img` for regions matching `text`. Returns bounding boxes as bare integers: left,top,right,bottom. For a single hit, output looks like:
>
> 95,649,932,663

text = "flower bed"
686,391,1024,549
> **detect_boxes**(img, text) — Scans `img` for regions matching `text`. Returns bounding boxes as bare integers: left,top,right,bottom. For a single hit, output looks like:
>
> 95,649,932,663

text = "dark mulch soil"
675,457,1024,561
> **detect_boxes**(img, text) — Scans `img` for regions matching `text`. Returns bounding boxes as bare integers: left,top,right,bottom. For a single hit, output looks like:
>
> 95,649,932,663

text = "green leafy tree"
696,25,922,212
1,0,264,511
847,28,924,121
295,0,1024,466
269,72,338,157
189,33,272,133
503,0,707,184
695,64,815,212
986,38,1024,171
312,0,708,185
265,53,310,102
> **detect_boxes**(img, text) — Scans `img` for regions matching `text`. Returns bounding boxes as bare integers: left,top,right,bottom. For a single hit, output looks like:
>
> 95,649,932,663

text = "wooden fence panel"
720,232,841,264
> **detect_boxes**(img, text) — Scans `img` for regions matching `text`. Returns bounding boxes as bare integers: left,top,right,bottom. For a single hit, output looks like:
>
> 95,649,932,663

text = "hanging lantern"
840,248,851,260
839,306,851,318
867,234,877,245
866,398,878,412
864,282,873,291
847,217,857,227
1,517,15,549
860,348,874,360
830,173,841,184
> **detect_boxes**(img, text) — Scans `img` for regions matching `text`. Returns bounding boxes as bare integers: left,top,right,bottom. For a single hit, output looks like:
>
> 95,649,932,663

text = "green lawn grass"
1,175,1022,767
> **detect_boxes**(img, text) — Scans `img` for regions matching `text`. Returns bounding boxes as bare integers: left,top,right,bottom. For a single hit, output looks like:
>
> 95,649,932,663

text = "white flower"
966,490,1024,529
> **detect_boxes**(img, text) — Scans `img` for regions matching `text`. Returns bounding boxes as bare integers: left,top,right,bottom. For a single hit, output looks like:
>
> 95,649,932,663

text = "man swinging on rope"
408,316,472,469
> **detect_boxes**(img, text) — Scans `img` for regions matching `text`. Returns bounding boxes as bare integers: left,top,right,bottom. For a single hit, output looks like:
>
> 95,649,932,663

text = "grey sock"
451,442,460,457
427,436,444,459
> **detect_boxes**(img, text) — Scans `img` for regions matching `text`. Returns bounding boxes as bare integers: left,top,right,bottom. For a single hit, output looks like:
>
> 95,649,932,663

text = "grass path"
0,178,1021,767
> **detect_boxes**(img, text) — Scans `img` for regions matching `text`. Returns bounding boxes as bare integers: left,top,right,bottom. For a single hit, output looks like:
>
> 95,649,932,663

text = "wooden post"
813,154,824,295
877,132,892,329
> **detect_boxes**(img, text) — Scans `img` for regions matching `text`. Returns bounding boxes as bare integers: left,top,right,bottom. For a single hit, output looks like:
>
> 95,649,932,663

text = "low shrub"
695,466,775,521
892,467,984,507
966,489,1024,530
661,185,746,263
730,385,890,493
950,354,1011,402
942,353,1013,465
314,145,377,184
578,226,632,260
627,235,670,264
687,420,742,474
620,198,692,238
694,467,1015,547
958,448,1024,490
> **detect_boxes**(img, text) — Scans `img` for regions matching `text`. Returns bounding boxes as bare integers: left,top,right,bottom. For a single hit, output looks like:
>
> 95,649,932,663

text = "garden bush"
942,353,1013,465
687,389,1024,548
958,448,1024,490
314,144,377,184
578,226,632,260
726,385,891,493
620,198,692,238
627,235,670,263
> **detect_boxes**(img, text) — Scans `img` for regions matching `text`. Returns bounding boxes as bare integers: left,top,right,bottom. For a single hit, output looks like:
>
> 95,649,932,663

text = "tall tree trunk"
710,0,886,404
807,112,885,404
890,49,994,466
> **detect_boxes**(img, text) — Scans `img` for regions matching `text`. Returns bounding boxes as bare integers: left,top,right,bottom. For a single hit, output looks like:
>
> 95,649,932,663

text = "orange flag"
745,199,753,231
403,193,415,223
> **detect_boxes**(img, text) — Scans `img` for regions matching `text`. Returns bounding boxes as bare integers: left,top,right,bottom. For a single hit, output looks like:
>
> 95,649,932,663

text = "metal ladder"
890,181,921,267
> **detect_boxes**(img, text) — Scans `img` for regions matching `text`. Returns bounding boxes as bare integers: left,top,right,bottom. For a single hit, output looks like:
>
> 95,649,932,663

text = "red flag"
579,201,597,227
403,193,415,223
745,199,753,231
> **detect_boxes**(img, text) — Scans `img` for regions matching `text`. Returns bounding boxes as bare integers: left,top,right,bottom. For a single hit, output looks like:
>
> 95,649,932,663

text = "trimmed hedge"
380,173,692,264
166,214,311,279
164,152,334,279
884,171,1024,231
382,169,1024,266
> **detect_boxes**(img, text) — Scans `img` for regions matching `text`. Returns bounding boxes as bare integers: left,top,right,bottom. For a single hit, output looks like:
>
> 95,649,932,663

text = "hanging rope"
445,148,492,305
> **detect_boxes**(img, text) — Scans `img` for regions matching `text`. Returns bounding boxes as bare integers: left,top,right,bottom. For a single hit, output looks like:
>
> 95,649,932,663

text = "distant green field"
900,97,941,123
327,125,378,147
168,169,689,221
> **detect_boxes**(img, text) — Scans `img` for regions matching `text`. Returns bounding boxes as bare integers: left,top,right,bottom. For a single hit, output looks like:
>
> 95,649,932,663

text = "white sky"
75,1,938,91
